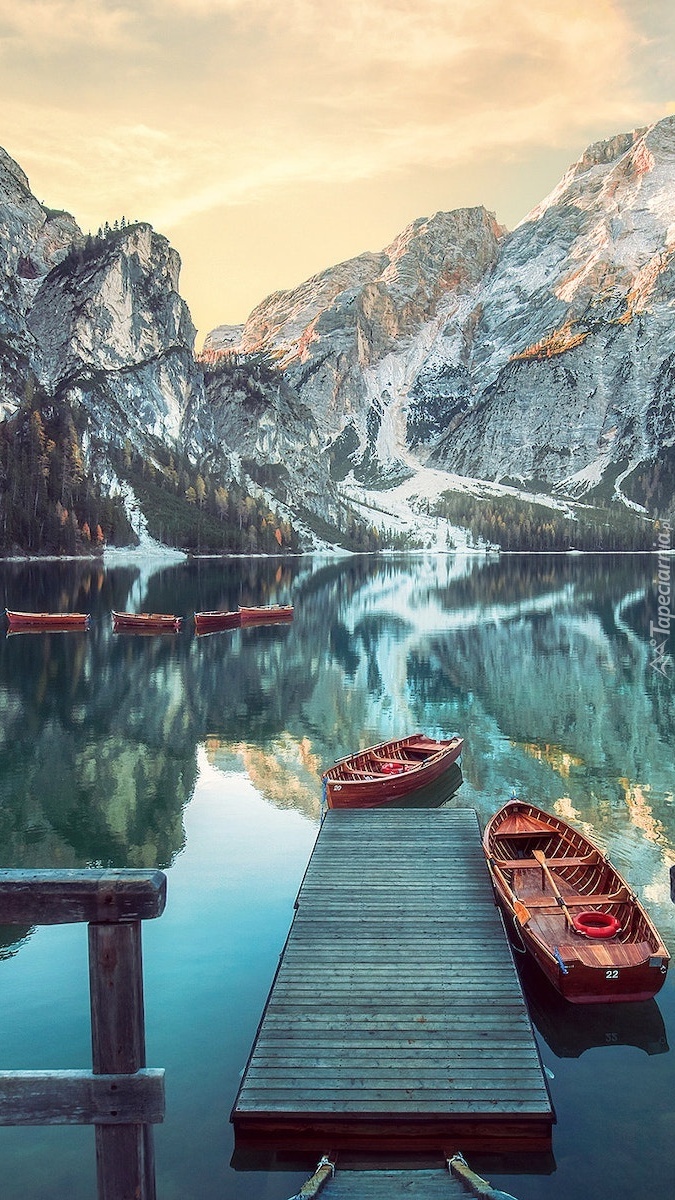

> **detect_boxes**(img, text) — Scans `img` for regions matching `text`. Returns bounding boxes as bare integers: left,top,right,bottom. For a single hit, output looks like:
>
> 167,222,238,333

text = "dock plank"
320,1168,467,1198
232,809,553,1153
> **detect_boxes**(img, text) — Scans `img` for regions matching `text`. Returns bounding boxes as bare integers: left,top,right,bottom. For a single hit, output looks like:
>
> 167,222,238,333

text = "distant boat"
483,798,669,1003
112,611,182,633
194,609,241,634
238,605,294,625
321,733,464,809
6,609,90,632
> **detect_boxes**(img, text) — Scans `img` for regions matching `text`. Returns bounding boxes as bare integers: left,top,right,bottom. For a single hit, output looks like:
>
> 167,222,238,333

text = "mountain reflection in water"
0,552,673,1200
1,552,674,891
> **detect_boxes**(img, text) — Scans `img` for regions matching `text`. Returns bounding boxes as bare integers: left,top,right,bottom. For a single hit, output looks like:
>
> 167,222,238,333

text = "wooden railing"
0,868,167,1200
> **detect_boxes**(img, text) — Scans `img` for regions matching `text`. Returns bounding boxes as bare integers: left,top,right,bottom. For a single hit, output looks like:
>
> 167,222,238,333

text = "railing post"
0,869,166,1198
88,920,155,1200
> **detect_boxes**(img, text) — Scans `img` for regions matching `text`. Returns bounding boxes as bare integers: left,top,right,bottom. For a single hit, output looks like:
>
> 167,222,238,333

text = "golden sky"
1,0,673,344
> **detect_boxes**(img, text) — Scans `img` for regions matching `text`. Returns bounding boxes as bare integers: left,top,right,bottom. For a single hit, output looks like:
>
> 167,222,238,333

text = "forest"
0,388,132,554
432,490,657,551
0,383,299,556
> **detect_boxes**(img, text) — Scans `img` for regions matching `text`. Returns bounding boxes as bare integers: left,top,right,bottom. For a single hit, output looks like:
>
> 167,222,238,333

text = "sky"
1,1,674,346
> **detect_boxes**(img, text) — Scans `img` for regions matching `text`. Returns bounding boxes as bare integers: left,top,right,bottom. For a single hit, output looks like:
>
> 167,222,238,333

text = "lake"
0,552,673,1199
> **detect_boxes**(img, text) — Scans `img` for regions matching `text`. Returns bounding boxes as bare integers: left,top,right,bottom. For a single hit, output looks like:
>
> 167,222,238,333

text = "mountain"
430,120,675,501
205,206,505,487
0,150,348,554
207,114,675,529
2,117,675,557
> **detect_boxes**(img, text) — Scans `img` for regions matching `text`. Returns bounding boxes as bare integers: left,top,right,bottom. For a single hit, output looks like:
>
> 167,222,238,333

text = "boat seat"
494,854,597,870
517,891,628,909
557,891,628,907
341,766,380,777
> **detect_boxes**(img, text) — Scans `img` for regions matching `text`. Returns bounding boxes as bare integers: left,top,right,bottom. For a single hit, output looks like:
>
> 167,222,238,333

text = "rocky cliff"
205,207,505,486
208,115,675,517
0,147,341,551
0,143,204,470
430,118,675,501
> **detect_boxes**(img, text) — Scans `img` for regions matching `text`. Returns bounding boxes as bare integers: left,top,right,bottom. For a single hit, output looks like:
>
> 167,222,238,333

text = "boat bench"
494,854,596,870
341,766,380,777
516,890,628,910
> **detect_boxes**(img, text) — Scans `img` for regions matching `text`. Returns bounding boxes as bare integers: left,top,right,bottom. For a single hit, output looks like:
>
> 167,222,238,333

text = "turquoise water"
0,553,673,1198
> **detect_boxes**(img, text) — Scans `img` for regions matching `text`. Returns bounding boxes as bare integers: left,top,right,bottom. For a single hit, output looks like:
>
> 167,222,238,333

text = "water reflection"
0,552,674,1199
1,552,674,903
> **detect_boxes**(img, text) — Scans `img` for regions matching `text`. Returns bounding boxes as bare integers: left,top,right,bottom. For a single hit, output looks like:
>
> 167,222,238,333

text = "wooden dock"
232,808,554,1153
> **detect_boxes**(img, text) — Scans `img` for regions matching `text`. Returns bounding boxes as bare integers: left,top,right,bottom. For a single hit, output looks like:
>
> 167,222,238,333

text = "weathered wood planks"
0,1070,165,1125
0,868,166,925
232,808,554,1153
319,1167,468,1197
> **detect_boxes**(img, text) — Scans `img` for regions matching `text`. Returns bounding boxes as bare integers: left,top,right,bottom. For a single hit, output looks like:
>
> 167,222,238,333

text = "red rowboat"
238,605,293,625
483,799,669,1003
194,609,241,634
112,611,182,633
321,733,463,809
6,609,90,632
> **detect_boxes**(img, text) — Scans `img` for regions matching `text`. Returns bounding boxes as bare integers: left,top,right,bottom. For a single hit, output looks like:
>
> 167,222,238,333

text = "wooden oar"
533,849,577,931
490,861,531,926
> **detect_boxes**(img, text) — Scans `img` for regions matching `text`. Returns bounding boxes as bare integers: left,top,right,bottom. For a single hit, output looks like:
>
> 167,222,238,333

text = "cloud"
0,0,136,51
1,0,671,327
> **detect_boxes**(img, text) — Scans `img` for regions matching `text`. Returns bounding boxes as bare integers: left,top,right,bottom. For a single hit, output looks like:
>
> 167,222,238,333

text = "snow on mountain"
204,207,504,485
430,117,675,493
207,115,675,527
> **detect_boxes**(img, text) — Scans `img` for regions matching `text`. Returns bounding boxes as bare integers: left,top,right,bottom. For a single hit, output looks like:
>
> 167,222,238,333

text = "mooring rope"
448,1151,521,1200
285,1154,336,1200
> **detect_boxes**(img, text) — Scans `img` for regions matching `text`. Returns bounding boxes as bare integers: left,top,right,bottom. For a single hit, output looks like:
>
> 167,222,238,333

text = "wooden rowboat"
483,799,669,1003
194,609,241,634
321,733,464,809
112,611,182,633
238,605,294,625
6,609,90,631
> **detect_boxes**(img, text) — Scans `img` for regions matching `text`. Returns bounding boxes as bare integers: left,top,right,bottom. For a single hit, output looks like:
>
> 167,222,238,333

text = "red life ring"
379,761,406,775
573,910,621,939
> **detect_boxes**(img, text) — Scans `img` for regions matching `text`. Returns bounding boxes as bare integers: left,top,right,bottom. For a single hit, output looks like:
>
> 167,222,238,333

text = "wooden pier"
232,808,554,1154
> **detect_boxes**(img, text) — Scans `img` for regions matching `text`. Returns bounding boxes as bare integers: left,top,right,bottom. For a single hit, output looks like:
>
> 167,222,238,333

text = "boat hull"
483,799,669,1004
520,935,668,1004
112,611,182,632
194,610,240,634
322,734,463,809
238,605,293,625
6,609,89,631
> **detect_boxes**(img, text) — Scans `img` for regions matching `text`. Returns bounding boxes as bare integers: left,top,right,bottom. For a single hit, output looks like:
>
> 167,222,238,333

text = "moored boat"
483,798,669,1003
238,604,294,624
321,733,463,809
6,609,90,632
112,611,182,633
194,609,241,634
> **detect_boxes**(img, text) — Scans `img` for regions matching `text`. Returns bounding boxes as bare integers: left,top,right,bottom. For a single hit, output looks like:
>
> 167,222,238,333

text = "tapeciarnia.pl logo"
650,519,672,678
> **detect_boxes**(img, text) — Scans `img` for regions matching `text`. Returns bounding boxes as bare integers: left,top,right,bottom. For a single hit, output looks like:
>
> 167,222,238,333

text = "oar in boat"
489,860,531,926
533,849,577,931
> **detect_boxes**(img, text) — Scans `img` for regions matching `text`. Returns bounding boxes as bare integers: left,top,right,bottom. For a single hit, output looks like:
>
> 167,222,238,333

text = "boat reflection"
384,762,464,808
517,954,669,1058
